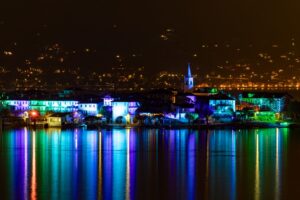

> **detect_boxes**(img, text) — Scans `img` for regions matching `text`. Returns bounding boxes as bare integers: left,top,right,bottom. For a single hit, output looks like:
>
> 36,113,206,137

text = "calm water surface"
0,128,300,200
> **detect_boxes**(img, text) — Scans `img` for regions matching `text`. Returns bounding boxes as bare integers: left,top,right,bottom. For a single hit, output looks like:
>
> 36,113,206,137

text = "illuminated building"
171,91,235,123
2,100,103,116
78,103,99,116
1,100,30,111
195,94,236,122
30,100,78,114
103,96,114,106
112,101,140,124
253,111,277,122
112,102,128,124
184,63,194,92
1,100,78,114
209,95,236,122
240,92,289,113
46,113,73,127
169,93,197,123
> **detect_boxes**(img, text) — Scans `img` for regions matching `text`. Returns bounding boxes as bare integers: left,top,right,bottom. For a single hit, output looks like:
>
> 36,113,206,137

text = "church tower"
184,63,194,92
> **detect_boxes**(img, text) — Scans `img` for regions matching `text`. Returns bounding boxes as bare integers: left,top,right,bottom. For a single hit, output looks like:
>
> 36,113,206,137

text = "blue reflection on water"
187,132,196,200
0,128,291,200
208,130,237,200
112,129,127,200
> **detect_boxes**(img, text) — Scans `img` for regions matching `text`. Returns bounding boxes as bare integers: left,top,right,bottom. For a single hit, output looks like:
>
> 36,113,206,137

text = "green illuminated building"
241,92,289,113
1,100,78,114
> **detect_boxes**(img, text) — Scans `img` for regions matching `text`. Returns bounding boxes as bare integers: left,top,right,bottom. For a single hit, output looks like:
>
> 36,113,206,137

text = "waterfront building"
166,90,235,124
1,100,30,111
0,88,293,127
78,102,100,116
1,99,78,114
30,100,78,114
112,101,140,124
195,93,236,123
240,92,290,113
166,92,197,123
46,113,73,127
253,111,277,122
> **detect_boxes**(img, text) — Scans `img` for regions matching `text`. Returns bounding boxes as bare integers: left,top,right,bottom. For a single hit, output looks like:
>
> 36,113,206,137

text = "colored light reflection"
0,127,291,199
112,129,127,200
255,132,260,200
126,129,131,200
275,128,282,200
207,130,237,200
98,131,102,199
24,128,28,200
31,131,37,200
187,132,196,200
231,130,236,200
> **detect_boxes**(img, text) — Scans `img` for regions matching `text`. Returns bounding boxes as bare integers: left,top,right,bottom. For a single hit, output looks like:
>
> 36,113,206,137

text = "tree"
100,106,112,123
198,105,213,125
241,107,255,121
286,101,300,121
0,108,12,117
135,114,147,125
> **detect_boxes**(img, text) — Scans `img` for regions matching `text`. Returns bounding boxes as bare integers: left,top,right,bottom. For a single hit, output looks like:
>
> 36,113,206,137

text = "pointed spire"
187,63,192,77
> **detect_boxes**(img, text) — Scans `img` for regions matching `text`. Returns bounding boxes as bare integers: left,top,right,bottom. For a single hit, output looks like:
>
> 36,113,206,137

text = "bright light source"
30,110,38,117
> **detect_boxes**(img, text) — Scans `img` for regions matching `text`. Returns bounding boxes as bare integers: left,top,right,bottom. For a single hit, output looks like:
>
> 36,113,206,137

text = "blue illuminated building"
184,63,194,92
192,93,236,123
78,102,100,116
112,101,140,124
208,94,236,122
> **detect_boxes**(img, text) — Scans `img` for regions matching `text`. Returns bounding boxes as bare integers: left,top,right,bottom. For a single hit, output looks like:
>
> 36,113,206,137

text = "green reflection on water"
0,127,292,200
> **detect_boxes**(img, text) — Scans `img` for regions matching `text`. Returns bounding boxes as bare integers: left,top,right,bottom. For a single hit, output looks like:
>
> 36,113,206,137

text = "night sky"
0,0,299,73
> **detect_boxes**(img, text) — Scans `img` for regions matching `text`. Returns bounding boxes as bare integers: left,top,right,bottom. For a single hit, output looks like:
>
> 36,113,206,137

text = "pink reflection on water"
31,131,37,200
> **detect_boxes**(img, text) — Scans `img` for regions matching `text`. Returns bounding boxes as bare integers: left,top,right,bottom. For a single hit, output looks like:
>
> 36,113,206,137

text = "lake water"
0,127,299,200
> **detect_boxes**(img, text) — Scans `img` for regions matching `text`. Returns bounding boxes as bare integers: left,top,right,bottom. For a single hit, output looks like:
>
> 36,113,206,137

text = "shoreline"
1,121,298,130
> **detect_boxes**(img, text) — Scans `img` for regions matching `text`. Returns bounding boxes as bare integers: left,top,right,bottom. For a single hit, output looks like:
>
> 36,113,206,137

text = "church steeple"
187,63,192,77
184,63,194,92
